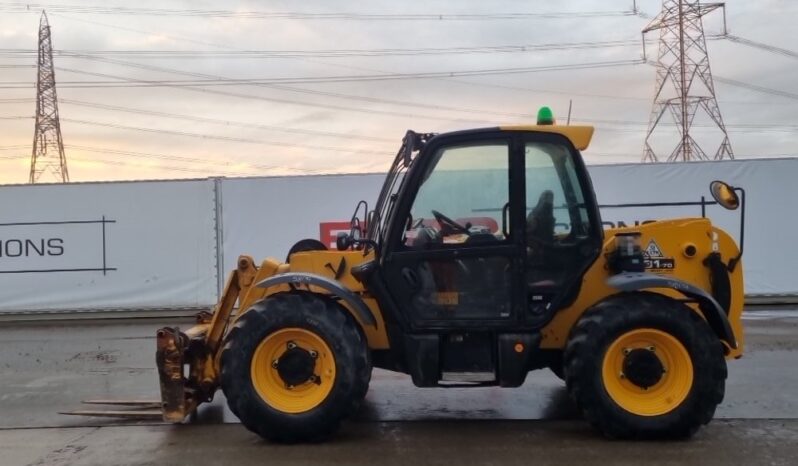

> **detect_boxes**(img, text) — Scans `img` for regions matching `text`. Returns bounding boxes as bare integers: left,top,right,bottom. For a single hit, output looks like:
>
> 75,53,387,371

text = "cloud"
0,0,795,183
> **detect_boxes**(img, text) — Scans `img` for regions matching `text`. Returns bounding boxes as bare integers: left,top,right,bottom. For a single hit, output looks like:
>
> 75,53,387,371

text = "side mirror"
350,216,364,242
709,180,740,210
336,232,352,251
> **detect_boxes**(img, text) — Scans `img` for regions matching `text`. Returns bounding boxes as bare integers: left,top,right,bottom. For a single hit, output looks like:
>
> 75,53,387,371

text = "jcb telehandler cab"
67,108,745,442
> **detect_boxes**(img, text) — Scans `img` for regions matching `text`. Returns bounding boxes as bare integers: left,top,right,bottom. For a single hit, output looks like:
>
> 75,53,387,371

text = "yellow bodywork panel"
499,125,594,150
233,250,390,350
540,218,744,359
289,250,371,293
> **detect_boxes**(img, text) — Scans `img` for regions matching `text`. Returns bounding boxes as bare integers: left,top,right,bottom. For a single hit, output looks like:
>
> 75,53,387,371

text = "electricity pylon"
642,0,733,162
29,11,69,183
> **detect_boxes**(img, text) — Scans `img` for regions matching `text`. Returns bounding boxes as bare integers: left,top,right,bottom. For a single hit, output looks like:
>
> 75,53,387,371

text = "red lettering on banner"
319,222,352,249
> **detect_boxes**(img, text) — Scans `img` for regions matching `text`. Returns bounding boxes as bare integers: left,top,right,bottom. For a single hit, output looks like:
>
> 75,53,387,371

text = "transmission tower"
642,1,733,162
29,11,69,183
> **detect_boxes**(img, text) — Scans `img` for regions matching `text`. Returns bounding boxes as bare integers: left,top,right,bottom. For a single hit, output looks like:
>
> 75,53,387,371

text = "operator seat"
526,190,559,289
526,190,555,244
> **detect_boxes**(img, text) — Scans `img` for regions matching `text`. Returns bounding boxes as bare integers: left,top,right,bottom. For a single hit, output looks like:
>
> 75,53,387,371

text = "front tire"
564,292,727,439
220,292,371,442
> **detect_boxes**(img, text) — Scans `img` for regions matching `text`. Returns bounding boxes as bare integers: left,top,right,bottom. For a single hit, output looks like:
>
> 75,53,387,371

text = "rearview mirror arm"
727,187,745,272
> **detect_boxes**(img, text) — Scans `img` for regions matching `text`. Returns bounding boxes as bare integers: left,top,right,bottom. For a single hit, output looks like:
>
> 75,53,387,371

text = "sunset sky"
0,0,796,184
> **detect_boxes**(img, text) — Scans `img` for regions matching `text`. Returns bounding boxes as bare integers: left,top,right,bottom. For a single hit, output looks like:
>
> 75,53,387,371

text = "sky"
0,0,796,184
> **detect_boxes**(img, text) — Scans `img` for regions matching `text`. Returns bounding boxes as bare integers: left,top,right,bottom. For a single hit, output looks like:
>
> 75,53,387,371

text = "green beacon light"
537,106,555,125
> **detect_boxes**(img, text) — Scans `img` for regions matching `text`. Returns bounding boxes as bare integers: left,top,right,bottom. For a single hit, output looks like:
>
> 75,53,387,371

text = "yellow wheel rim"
601,328,693,417
250,328,336,414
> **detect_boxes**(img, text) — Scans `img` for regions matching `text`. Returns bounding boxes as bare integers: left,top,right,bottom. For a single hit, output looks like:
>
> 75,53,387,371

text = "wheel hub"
622,348,665,389
274,343,318,387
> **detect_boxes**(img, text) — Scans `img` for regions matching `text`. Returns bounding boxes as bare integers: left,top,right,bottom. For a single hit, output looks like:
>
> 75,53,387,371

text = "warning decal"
645,239,665,259
643,239,675,272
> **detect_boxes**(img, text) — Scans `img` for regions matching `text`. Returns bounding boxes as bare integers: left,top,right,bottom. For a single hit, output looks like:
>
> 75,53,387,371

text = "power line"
8,14,789,133
59,99,394,143
51,60,640,125
65,144,328,174
55,63,545,119
42,12,659,106
595,127,797,134
40,11,663,110
59,93,523,125
8,67,794,136
60,118,394,156
63,60,756,130
0,59,646,87
1,29,785,110
55,95,798,133
714,76,798,100
39,53,677,128
39,9,788,113
0,98,36,103
643,60,798,101
68,156,261,177
58,55,539,119
724,34,798,60
48,11,257,50
0,35,738,60
0,3,636,20
45,67,611,127
0,39,647,59
66,144,276,169
64,145,382,176
0,33,733,60
52,64,487,124
8,64,795,135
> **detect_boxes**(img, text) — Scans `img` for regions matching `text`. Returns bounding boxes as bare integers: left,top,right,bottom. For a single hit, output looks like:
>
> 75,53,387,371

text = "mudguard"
607,272,737,349
256,272,377,328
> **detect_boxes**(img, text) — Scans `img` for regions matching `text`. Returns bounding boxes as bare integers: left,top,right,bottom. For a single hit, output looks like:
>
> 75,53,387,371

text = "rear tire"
221,292,371,443
564,292,727,439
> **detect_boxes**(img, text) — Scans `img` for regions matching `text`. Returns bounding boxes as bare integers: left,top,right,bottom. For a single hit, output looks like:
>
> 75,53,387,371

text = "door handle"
502,202,510,238
401,267,420,290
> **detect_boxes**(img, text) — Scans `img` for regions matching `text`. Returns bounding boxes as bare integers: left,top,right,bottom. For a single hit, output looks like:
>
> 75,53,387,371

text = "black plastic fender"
607,272,737,349
256,273,377,328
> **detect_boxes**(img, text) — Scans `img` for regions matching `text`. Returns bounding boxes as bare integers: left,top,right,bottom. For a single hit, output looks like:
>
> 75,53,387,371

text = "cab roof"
428,124,595,151
499,124,594,151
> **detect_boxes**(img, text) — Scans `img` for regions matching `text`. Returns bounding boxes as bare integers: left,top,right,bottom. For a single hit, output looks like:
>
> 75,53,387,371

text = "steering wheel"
431,209,470,235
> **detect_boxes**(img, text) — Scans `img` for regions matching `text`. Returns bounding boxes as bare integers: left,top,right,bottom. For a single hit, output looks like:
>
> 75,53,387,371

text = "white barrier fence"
0,180,219,312
0,157,795,313
589,159,774,294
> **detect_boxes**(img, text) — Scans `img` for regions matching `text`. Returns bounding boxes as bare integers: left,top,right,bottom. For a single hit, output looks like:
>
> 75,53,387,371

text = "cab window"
525,142,590,242
403,142,509,248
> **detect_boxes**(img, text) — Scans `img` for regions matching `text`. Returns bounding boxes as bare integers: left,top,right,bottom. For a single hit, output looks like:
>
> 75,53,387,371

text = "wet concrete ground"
1,309,797,465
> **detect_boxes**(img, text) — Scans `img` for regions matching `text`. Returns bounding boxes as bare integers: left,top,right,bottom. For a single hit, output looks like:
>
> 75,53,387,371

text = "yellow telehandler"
66,108,745,442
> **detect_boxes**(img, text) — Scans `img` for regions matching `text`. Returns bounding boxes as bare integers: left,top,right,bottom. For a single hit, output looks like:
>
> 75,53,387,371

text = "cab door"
521,136,603,325
381,133,525,329
380,130,603,330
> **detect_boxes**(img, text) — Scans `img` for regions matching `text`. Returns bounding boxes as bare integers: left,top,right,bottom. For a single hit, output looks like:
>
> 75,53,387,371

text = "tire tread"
564,292,727,439
220,292,371,443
